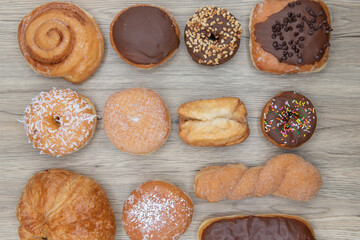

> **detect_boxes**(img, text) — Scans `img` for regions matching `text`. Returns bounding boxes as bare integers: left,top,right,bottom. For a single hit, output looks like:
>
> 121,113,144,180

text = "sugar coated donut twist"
18,2,104,83
194,154,321,202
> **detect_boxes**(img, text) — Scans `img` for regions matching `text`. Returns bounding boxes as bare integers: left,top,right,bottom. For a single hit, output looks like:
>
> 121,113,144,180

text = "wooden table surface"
1,0,359,239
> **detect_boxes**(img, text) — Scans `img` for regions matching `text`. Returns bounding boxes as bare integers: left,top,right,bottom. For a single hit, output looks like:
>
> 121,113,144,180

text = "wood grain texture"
0,0,359,239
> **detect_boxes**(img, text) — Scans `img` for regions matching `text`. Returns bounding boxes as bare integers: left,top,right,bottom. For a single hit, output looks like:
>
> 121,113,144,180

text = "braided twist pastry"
18,2,104,83
194,154,322,202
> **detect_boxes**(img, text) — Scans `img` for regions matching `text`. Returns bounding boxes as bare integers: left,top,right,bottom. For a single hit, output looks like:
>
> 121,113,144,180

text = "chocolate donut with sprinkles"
22,89,97,157
185,6,243,66
261,91,316,148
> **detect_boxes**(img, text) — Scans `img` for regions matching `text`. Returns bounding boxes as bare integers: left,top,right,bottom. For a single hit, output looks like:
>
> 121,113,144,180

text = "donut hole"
53,115,61,127
208,33,219,41
284,111,299,130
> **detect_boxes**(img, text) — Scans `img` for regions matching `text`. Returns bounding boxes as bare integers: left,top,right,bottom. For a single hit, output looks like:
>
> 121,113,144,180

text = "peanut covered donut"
103,88,170,155
185,6,243,66
123,180,193,240
261,91,317,148
18,2,104,83
22,89,97,157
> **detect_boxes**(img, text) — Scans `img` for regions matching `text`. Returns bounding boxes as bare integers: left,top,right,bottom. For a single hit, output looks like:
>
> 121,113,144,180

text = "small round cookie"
250,0,332,74
185,6,243,66
261,91,317,148
22,89,97,157
103,88,170,154
123,180,193,240
110,5,180,68
18,2,104,83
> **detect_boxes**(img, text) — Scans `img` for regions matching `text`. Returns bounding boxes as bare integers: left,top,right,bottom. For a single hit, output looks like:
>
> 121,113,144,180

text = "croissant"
18,2,104,83
194,154,322,202
16,169,116,240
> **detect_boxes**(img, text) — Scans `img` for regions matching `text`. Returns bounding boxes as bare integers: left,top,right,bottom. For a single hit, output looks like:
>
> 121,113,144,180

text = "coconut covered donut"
22,89,97,157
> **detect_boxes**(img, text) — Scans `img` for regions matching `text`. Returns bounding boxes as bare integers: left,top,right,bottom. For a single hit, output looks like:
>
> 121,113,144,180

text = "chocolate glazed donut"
110,5,180,68
261,91,317,148
199,215,316,240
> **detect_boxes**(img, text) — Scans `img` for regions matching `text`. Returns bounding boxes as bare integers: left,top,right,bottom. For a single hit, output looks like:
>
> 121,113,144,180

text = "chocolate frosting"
201,216,315,240
262,91,316,148
184,6,242,66
254,0,332,65
111,5,179,65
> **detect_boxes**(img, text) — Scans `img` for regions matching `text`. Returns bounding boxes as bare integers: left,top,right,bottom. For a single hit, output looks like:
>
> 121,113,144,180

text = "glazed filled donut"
261,91,317,148
103,88,170,155
185,6,243,66
110,5,180,68
17,169,116,240
122,180,193,240
18,2,104,83
22,89,97,157
250,0,332,74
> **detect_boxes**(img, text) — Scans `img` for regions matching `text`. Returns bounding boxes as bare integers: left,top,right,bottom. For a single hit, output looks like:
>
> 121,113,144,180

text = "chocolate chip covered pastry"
195,154,322,202
198,215,316,240
250,0,332,74
177,97,249,147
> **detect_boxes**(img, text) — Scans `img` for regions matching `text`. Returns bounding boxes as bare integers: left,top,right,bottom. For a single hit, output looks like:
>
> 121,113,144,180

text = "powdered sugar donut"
103,88,170,155
22,89,97,157
122,180,193,240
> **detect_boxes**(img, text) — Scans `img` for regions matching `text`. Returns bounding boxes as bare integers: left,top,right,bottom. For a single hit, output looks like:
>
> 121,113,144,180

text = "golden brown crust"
177,97,249,147
198,214,316,239
109,4,180,69
103,88,171,155
250,0,331,74
18,2,104,83
194,154,322,202
16,169,116,240
122,180,193,240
